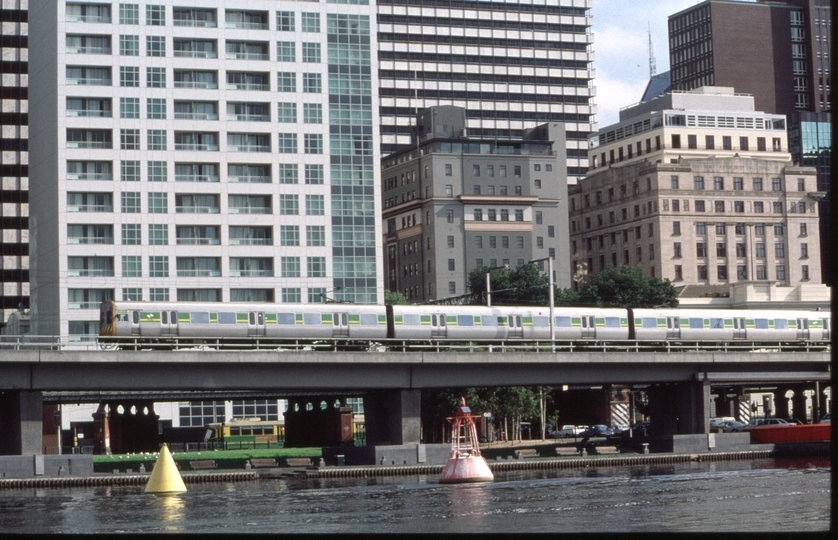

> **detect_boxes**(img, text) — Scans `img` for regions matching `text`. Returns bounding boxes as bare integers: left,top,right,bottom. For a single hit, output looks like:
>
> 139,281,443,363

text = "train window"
754,319,769,329
132,311,140,324
482,315,498,326
171,311,177,324
162,312,168,324
532,316,548,327
218,312,237,325
241,427,251,436
604,317,621,328
249,313,255,325
277,313,295,325
555,316,571,327
360,313,378,326
440,315,448,327
457,315,474,327
823,319,830,330
341,314,348,325
796,319,808,330
774,319,788,330
581,317,587,328
403,314,421,326
709,318,724,329
303,313,320,325
257,313,264,325
641,317,656,328
689,318,703,329
191,312,209,324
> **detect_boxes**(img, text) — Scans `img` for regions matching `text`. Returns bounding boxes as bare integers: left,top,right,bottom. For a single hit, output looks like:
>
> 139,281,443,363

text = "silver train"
100,301,831,342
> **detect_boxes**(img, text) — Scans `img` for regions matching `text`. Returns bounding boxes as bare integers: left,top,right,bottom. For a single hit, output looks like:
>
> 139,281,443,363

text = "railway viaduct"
0,347,830,458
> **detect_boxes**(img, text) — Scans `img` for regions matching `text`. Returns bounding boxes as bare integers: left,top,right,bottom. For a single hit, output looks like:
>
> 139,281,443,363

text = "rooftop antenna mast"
648,21,656,78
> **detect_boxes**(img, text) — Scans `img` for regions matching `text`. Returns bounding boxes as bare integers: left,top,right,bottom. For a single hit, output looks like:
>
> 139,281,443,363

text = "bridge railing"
3,335,827,353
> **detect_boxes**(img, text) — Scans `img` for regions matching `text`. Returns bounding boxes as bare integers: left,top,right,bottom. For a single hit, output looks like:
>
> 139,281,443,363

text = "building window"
547,226,555,238
304,134,323,154
713,177,724,190
716,223,726,235
736,243,746,257
444,164,453,176
698,265,708,280
800,223,808,237
149,255,168,277
281,256,300,278
447,236,455,248
146,35,165,57
775,243,785,258
515,209,524,222
674,242,682,258
695,222,706,235
774,224,784,236
801,265,809,280
146,67,166,88
671,176,679,189
488,209,496,221
714,201,725,213
148,192,167,213
776,265,786,281
277,72,296,92
673,221,681,235
754,201,764,213
120,66,140,87
302,73,321,93
771,178,783,191
147,129,167,151
473,209,481,221
306,226,325,247
797,178,805,191
695,201,705,212
800,243,808,258
276,41,295,62
120,34,139,56
447,210,454,223
756,265,766,280
717,265,728,280
696,243,706,257
476,236,483,248
722,136,732,150
672,134,681,149
773,202,783,214
716,242,727,257
147,98,166,119
705,135,714,150
739,137,749,151
694,177,705,190
756,243,766,258
302,42,321,63
635,247,642,263
688,135,697,149
277,133,297,153
753,178,763,191
146,4,165,25
489,236,497,248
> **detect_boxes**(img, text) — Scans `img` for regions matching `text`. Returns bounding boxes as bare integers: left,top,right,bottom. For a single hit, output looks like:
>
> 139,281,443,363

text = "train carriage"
631,308,830,341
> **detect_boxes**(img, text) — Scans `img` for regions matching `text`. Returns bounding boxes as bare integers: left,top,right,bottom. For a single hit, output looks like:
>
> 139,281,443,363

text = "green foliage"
467,264,552,305
575,265,679,308
384,289,407,305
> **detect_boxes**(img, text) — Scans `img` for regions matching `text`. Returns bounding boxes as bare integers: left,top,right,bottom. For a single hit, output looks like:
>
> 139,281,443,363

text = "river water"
0,458,829,533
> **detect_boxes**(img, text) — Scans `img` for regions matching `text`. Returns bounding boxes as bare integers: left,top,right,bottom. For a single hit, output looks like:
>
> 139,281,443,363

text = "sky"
590,0,703,128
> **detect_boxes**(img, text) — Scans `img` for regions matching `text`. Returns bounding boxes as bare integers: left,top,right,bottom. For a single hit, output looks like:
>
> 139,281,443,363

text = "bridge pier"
0,391,44,455
773,386,793,420
363,389,421,445
284,396,354,448
790,384,809,422
648,380,711,437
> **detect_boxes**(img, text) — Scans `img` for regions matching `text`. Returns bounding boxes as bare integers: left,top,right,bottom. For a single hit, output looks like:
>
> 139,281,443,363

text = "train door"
822,318,830,340
732,317,746,339
431,313,447,339
160,311,178,336
795,318,809,339
333,312,349,338
508,315,523,338
248,312,266,336
666,316,680,339
130,310,141,336
580,315,595,338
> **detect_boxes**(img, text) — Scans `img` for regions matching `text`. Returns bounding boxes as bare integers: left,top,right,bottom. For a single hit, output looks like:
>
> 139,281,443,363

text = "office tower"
0,0,28,327
668,0,831,284
575,87,821,288
27,1,382,339
668,0,830,119
382,106,569,302
376,0,595,184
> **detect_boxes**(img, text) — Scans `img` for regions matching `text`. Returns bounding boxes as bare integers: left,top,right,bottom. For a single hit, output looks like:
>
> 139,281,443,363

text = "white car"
559,425,589,438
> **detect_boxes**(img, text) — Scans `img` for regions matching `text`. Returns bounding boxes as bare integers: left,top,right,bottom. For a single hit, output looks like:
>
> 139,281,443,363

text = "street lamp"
528,257,555,353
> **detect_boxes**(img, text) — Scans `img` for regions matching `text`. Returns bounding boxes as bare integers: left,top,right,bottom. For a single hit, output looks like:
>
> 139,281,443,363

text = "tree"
467,264,551,305
384,290,407,305
575,265,679,308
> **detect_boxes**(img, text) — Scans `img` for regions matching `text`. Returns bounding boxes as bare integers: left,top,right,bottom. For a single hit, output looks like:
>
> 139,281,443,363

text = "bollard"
642,443,649,455
318,458,326,468
245,461,251,470
581,449,587,457
139,464,146,474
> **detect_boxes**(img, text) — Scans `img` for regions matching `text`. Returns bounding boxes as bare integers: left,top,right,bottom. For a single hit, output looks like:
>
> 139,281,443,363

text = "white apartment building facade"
376,0,596,183
28,0,383,339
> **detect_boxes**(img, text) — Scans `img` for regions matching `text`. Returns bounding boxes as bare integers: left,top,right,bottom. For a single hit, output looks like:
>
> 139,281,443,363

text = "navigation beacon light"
439,397,494,484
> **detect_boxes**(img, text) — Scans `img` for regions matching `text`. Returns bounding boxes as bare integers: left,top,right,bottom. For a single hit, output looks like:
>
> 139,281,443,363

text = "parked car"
579,425,613,438
722,420,746,432
819,413,830,424
710,417,736,431
743,418,789,431
558,425,590,438
611,425,630,436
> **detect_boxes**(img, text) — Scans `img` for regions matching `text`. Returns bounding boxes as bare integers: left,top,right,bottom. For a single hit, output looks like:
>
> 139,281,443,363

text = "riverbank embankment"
0,442,828,490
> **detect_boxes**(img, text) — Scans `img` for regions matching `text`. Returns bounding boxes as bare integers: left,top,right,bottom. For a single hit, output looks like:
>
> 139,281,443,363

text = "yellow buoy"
145,443,187,494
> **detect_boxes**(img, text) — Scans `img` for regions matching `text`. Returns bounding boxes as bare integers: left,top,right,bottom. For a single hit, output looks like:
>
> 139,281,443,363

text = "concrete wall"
0,455,93,479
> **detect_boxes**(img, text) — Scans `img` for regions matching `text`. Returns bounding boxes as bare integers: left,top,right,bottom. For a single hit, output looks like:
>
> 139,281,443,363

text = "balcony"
228,237,272,245
226,82,269,91
176,206,220,214
228,206,270,214
66,77,111,86
176,269,222,277
174,112,219,121
176,237,221,245
67,268,113,277
67,236,113,245
174,80,218,89
175,174,219,183
66,108,111,118
67,204,113,212
227,144,270,153
173,9,217,27
66,45,111,54
228,269,273,277
174,143,219,151
228,175,270,183
226,113,270,122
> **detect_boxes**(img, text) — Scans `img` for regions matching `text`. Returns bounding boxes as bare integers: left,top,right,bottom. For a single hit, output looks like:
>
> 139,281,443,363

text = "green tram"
206,418,284,449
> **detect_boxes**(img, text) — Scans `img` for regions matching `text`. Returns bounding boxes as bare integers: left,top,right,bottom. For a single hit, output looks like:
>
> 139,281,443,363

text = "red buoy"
439,397,494,484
